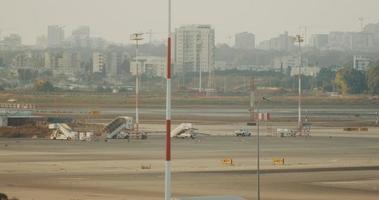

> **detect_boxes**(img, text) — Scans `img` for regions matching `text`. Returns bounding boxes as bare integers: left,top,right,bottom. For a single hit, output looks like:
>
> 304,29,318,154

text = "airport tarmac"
0,136,378,200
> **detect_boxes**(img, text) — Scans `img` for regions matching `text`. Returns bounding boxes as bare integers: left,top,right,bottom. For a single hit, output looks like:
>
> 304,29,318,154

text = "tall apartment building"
173,25,215,74
235,32,255,49
47,25,64,48
92,52,105,74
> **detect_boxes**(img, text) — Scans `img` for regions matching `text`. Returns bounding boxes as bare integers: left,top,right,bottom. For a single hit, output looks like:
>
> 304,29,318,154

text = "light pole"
165,0,172,200
130,33,144,133
248,96,271,200
257,104,261,200
296,35,304,134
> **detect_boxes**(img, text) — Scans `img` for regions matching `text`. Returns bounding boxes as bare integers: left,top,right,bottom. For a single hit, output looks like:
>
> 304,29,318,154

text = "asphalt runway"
0,136,378,200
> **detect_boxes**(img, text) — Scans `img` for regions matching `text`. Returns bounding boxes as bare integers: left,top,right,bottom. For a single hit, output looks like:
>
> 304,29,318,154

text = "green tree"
367,61,379,95
335,67,367,95
316,68,336,92
34,80,55,92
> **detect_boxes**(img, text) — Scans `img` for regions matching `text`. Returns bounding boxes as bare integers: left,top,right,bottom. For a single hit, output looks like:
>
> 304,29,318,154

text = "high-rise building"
72,26,90,48
92,52,105,74
173,25,215,74
235,32,255,49
47,25,64,48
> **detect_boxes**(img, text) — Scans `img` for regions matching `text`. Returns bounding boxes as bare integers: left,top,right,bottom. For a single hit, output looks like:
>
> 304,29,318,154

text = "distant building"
91,37,106,50
130,56,165,77
47,25,64,48
92,52,105,73
106,50,128,77
2,34,22,48
235,32,255,49
364,23,379,47
328,31,374,51
353,55,371,71
44,51,60,69
258,31,295,51
290,66,320,77
309,34,328,49
273,55,308,72
71,26,90,49
173,25,215,74
12,53,32,68
35,35,47,49
57,51,81,75
44,50,81,75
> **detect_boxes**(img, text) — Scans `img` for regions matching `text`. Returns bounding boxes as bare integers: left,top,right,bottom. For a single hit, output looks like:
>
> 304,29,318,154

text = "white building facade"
92,52,105,73
47,25,64,48
353,55,371,71
130,56,165,77
235,32,255,49
173,25,215,74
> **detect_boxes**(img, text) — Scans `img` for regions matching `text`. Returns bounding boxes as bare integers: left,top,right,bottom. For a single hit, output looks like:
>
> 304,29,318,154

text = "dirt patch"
0,126,50,138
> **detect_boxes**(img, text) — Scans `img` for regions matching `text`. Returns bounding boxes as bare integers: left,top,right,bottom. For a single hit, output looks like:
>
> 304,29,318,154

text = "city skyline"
1,0,379,45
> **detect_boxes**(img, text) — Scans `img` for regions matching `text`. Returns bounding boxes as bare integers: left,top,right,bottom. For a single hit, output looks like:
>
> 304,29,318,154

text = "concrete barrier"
343,128,359,131
343,127,369,132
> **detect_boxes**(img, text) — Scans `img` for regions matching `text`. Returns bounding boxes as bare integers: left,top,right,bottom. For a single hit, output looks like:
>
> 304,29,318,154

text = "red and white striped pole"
165,0,172,199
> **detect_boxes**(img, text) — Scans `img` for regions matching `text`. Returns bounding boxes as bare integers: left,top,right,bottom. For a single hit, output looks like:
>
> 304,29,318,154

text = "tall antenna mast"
130,33,144,134
165,0,172,200
296,35,304,134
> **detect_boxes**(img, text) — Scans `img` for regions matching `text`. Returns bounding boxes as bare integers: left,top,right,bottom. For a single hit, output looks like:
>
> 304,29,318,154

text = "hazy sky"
1,0,379,45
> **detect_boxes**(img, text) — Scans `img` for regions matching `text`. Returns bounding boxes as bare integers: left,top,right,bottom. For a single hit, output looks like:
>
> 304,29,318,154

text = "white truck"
234,129,252,137
276,128,297,137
